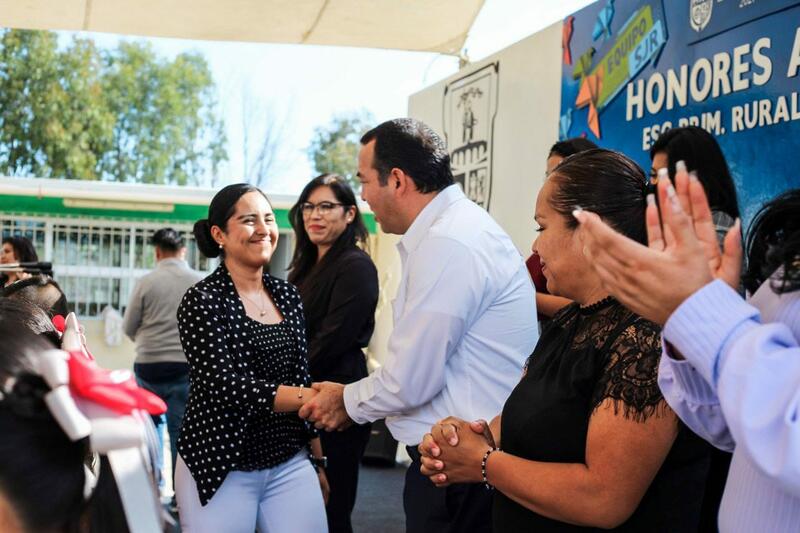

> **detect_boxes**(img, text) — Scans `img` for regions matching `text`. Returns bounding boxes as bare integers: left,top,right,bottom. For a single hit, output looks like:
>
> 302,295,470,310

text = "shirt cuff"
343,381,371,425
659,350,718,404
663,279,759,386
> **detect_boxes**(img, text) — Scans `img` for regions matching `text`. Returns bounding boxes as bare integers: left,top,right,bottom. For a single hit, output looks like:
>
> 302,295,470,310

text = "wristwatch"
309,455,328,472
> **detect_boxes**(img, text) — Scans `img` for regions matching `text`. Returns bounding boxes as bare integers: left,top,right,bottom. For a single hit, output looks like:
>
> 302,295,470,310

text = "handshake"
418,417,499,487
298,381,353,431
298,384,502,489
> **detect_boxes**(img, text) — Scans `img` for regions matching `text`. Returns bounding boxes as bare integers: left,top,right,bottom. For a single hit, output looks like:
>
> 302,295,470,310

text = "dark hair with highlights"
650,126,740,219
550,149,649,244
360,118,453,194
193,183,270,258
288,174,369,287
1,274,69,319
743,189,800,295
0,297,60,346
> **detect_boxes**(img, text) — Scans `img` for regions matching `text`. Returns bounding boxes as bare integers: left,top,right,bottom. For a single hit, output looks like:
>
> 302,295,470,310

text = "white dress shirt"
343,184,539,445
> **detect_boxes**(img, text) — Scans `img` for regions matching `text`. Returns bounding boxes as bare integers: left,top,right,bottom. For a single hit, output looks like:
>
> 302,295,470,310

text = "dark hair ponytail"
193,219,219,258
550,148,648,244
193,183,270,258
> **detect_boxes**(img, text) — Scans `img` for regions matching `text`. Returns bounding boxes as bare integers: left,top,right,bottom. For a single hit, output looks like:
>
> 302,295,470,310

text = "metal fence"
1,216,214,317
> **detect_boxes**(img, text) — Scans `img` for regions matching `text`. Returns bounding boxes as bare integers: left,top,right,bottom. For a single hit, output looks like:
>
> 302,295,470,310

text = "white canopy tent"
0,0,484,54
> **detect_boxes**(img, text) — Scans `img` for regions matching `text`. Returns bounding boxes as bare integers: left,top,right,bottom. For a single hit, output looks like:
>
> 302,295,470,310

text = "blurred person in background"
649,126,740,245
123,227,202,506
0,236,38,287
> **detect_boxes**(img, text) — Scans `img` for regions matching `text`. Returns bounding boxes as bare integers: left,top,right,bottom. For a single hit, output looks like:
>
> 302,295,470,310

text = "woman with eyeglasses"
289,174,379,533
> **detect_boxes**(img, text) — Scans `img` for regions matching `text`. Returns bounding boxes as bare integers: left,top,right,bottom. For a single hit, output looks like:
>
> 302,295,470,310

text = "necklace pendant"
260,310,267,317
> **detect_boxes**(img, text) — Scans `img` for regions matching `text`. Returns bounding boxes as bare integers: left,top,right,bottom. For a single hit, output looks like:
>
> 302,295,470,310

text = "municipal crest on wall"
443,62,499,210
690,0,713,32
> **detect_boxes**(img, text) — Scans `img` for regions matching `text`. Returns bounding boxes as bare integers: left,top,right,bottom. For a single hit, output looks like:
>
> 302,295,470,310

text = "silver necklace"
240,290,268,317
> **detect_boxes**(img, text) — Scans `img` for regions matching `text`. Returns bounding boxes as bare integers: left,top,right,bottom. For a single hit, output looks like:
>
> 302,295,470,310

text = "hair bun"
193,219,220,258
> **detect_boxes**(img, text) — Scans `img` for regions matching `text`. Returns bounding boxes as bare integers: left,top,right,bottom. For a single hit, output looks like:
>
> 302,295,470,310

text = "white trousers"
175,451,328,533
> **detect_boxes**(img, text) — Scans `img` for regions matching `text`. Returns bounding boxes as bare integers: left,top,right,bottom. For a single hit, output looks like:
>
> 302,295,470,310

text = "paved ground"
352,463,407,533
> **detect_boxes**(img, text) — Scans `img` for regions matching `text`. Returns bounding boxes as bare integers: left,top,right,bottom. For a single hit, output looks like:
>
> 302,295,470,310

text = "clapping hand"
418,417,495,487
574,162,743,325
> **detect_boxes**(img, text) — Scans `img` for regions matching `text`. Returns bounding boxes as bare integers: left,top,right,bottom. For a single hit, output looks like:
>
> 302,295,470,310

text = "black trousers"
320,423,372,533
404,446,493,533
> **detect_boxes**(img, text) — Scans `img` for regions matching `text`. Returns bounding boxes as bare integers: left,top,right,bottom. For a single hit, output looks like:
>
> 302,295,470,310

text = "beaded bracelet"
481,447,499,490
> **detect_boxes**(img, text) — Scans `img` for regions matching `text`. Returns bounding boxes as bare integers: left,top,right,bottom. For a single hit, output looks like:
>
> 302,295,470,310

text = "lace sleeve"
590,318,668,422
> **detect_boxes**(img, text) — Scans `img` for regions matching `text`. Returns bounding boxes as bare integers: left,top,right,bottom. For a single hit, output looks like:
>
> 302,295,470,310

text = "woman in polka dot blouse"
174,183,328,532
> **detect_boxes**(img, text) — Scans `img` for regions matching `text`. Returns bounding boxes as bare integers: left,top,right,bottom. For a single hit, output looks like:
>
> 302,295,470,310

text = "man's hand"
298,382,352,431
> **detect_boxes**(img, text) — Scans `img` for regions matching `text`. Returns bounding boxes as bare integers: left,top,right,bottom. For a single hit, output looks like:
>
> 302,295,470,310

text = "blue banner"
560,0,800,222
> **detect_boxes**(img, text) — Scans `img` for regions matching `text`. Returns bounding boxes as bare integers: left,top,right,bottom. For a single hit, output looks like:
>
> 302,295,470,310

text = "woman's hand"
419,417,493,487
318,468,330,505
575,168,742,325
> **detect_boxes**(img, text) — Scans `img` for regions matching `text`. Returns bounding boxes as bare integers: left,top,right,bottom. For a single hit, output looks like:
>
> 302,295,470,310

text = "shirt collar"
157,257,186,268
398,184,465,254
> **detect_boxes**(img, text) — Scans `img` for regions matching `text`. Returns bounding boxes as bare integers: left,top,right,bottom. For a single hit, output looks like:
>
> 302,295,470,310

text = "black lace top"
494,298,710,532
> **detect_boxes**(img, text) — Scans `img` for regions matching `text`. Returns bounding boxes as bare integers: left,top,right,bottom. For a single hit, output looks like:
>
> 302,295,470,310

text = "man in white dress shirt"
300,118,538,532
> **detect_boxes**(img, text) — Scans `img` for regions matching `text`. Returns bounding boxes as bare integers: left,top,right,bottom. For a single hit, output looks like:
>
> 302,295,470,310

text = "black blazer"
298,247,378,384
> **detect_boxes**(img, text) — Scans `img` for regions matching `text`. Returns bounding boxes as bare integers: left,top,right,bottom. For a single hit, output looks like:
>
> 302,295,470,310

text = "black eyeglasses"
300,201,346,216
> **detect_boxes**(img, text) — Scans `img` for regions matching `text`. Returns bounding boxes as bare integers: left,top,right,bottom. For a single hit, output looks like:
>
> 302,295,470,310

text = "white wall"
408,22,562,253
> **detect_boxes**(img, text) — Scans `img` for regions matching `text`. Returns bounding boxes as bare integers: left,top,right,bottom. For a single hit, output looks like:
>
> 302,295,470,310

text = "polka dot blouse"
176,263,316,506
